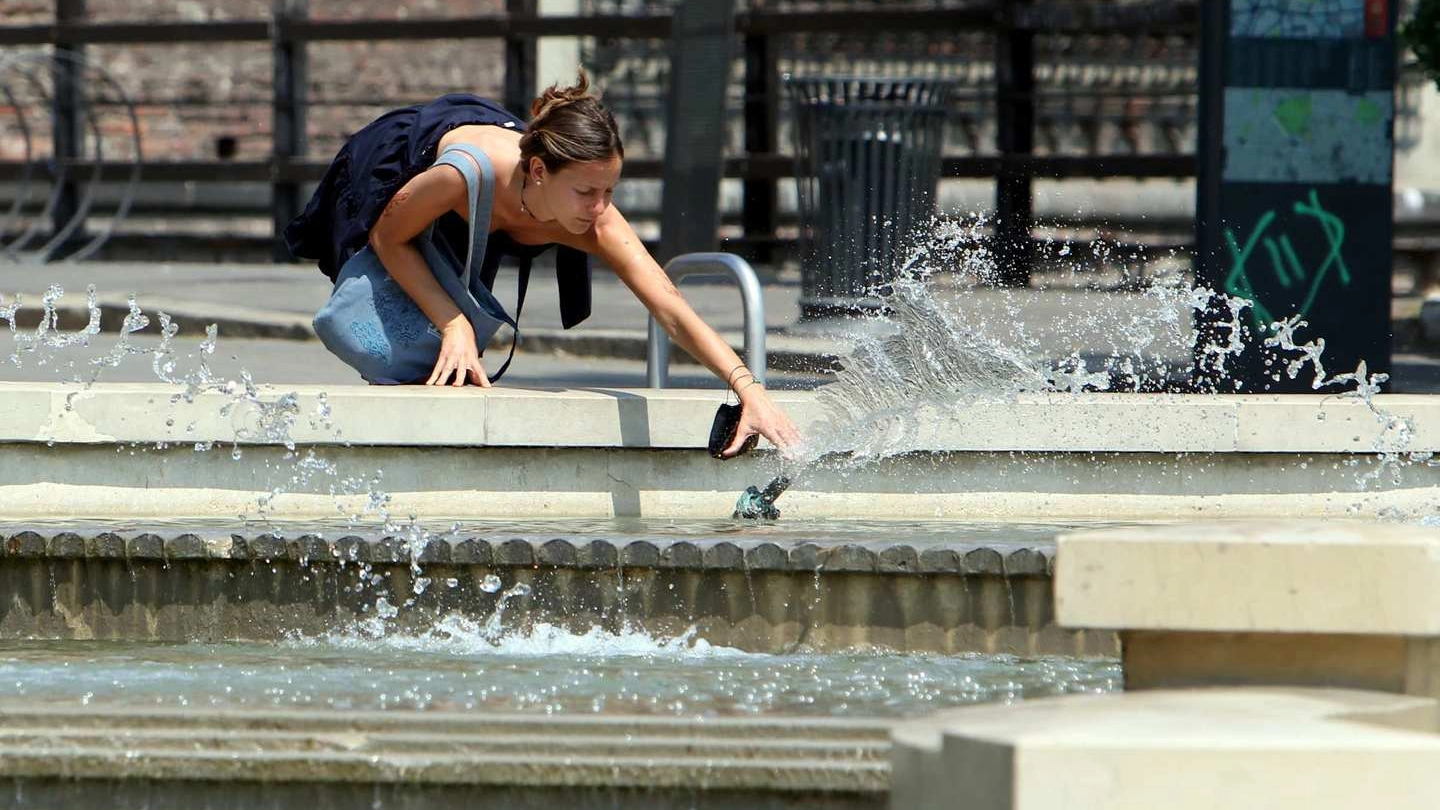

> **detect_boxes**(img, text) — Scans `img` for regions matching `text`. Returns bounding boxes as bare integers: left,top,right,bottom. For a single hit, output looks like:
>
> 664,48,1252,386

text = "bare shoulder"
436,125,522,173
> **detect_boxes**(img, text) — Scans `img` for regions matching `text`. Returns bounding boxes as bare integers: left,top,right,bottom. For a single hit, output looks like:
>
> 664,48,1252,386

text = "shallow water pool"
0,633,1120,719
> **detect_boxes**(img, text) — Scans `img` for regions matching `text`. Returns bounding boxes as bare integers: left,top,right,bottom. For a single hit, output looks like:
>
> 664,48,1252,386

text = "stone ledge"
0,527,1054,576
1055,520,1440,635
891,687,1440,810
4,382,1440,453
0,705,891,794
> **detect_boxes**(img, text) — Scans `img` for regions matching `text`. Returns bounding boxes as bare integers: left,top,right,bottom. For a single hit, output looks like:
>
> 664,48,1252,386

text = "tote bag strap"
433,142,532,385
486,256,531,382
430,143,495,290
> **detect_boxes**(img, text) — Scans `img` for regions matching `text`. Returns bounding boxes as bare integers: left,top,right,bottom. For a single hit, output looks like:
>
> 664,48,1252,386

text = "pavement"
2,259,1439,393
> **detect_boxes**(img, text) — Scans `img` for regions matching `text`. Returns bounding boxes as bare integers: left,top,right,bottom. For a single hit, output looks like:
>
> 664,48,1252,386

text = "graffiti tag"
1223,188,1351,330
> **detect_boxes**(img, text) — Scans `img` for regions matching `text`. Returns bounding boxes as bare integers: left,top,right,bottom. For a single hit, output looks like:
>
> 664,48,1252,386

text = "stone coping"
1056,520,1440,635
0,527,1055,576
3,381,1440,453
891,687,1440,810
0,704,890,793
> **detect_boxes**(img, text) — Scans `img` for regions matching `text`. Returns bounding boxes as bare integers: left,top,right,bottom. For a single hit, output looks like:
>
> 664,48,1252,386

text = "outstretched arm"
586,208,802,455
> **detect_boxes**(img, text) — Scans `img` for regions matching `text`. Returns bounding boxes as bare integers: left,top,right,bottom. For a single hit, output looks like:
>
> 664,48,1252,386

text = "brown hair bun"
520,69,624,174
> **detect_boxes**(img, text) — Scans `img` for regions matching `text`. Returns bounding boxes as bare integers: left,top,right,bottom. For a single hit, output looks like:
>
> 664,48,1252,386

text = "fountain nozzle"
732,475,791,521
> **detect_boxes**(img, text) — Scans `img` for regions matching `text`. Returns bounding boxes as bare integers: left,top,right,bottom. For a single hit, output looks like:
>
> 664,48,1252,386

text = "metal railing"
0,2,1209,268
646,252,766,389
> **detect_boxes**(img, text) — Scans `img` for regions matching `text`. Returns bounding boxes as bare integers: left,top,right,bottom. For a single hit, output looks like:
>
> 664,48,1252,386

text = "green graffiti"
1223,189,1351,331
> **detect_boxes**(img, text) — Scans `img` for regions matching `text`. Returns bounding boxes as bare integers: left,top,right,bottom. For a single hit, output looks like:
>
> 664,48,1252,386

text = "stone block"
416,538,451,565
1004,547,1048,576
877,546,919,574
658,541,702,570
126,533,165,560
289,535,333,564
450,538,492,566
536,539,577,567
46,531,85,559
164,534,209,560
701,541,743,570
6,531,45,557
246,533,286,562
918,548,961,574
820,544,875,573
961,548,1004,575
86,532,126,559
891,688,1440,810
494,538,535,567
1057,521,1440,635
577,540,617,568
620,540,659,568
744,542,788,571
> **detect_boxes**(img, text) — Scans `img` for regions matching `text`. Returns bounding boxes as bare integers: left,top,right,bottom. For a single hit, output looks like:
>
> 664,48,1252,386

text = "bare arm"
367,163,489,386
368,165,469,332
585,208,802,454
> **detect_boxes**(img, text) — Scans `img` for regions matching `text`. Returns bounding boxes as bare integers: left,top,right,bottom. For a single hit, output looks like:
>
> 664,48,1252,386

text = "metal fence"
1,1,1420,273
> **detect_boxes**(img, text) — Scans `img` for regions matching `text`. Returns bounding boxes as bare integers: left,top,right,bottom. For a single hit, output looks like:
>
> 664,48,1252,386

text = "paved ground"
2,259,1437,392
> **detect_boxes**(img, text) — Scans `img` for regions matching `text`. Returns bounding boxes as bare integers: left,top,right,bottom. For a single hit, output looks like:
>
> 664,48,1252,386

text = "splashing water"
303,609,736,660
0,284,464,583
0,216,1433,568
777,215,1421,506
793,218,1241,465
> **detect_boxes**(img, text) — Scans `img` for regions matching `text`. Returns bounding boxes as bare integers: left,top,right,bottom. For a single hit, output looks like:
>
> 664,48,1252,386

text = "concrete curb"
22,295,1440,367
33,301,845,372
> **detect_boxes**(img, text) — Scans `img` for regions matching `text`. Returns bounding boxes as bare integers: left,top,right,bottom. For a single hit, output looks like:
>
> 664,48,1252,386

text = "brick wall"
1,1,507,162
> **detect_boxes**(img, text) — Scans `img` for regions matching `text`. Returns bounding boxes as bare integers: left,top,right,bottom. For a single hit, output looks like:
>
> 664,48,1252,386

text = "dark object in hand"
708,402,758,459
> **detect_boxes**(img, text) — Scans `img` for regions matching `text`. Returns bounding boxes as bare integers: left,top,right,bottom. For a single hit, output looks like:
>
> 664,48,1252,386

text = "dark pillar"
271,0,307,262
993,8,1035,287
1193,0,1397,393
1191,0,1231,392
505,0,538,119
742,31,778,265
52,0,86,245
656,0,737,264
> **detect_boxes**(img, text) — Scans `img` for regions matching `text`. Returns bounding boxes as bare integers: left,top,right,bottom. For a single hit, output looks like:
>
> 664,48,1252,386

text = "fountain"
2,247,1437,807
0,166,1436,810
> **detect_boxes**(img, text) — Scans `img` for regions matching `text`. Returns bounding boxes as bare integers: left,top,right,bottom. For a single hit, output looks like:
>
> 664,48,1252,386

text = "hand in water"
426,318,490,387
721,386,801,458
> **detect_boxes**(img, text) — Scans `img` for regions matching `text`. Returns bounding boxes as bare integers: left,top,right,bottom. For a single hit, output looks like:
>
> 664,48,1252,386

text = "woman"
285,72,800,456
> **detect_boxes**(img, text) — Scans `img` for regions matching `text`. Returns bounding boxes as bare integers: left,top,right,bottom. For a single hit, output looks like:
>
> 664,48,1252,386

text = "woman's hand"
722,385,802,458
426,318,490,387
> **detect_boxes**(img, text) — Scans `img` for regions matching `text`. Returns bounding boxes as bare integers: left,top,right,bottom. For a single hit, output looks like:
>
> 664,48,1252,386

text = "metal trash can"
786,77,954,320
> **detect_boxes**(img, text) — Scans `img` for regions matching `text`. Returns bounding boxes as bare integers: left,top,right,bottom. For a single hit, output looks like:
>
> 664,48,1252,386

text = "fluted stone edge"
0,527,1054,576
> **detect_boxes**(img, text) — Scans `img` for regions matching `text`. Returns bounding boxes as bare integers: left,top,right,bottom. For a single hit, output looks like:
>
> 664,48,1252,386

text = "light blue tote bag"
313,143,527,384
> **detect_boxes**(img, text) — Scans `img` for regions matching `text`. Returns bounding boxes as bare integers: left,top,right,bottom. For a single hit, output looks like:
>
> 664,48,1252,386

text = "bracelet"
737,377,764,394
727,364,750,386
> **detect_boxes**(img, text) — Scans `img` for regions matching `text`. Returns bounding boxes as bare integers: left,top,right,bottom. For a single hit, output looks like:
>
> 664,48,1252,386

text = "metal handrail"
646,252,766,389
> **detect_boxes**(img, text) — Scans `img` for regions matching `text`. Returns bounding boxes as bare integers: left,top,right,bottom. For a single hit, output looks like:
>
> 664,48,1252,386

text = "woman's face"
540,155,621,234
